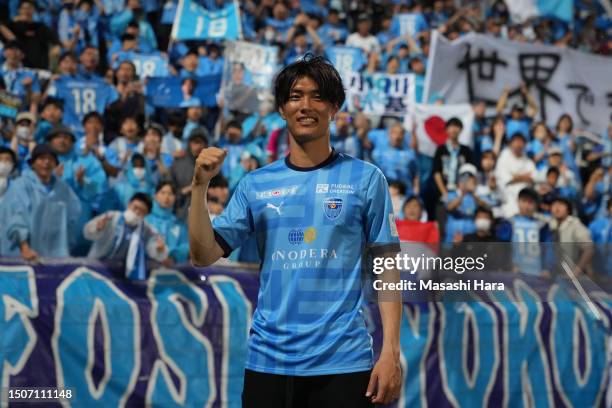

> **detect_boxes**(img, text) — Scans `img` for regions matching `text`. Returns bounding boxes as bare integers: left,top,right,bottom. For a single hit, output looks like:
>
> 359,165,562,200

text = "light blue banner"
172,0,241,41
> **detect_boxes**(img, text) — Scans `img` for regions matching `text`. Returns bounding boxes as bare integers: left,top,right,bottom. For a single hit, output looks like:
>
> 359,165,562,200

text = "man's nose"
299,96,312,111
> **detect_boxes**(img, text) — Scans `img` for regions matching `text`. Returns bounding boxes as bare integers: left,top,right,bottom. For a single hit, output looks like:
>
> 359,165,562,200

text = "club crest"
323,198,343,220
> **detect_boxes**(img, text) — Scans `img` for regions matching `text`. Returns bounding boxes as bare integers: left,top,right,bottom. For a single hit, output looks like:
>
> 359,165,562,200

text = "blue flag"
172,0,242,40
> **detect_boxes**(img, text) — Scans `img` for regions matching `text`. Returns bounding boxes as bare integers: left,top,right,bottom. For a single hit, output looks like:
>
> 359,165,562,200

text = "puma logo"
266,202,284,216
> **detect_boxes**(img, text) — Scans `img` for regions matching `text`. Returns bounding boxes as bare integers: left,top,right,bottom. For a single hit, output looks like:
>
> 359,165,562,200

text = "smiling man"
189,56,402,407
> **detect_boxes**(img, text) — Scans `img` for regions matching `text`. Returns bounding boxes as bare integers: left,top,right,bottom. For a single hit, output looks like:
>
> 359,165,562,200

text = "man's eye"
290,94,301,100
313,94,322,100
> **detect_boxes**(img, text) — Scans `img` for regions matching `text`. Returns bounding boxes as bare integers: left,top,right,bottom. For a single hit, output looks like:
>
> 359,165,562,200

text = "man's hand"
96,214,112,231
55,162,64,178
20,243,39,262
155,236,166,254
366,352,402,404
193,147,227,185
21,76,33,87
75,166,85,185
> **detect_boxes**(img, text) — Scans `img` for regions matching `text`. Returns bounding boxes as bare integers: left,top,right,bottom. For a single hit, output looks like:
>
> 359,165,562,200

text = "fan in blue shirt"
189,56,402,406
372,123,418,193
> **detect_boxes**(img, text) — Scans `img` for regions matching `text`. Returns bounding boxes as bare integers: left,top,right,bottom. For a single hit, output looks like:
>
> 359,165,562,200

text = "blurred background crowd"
0,0,611,273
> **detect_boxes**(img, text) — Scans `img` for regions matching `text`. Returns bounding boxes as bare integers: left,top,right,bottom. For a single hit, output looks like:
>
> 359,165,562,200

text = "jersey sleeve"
363,169,400,255
212,176,254,257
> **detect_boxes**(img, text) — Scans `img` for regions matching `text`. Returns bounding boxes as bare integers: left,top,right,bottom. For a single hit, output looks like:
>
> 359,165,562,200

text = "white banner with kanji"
424,31,612,134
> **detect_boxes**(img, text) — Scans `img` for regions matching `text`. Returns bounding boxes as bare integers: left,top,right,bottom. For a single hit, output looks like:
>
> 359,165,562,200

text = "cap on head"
28,144,58,165
47,125,76,142
16,112,35,124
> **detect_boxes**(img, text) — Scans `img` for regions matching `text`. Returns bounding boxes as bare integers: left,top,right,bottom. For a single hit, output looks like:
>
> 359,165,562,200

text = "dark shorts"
242,368,374,408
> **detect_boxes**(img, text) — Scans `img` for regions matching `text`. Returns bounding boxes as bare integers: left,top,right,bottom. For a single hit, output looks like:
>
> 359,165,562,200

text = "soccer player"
189,56,402,407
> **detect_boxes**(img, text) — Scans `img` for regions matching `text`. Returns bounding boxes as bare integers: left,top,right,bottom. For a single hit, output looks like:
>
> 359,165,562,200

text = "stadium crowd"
0,0,611,273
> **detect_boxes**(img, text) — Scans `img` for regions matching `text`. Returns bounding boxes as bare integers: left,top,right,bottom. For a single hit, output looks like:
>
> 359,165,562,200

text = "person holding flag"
189,55,402,407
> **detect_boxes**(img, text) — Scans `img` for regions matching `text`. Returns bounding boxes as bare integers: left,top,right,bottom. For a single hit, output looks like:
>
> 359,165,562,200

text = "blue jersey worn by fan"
212,150,399,375
47,75,118,133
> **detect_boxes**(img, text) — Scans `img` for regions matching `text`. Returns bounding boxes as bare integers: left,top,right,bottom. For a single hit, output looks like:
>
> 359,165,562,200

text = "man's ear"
279,106,286,120
329,104,340,122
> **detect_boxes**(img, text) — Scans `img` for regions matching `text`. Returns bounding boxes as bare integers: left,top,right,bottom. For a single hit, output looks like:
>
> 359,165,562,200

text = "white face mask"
16,126,31,141
133,168,146,180
475,218,491,231
124,208,142,226
0,162,13,177
264,29,275,42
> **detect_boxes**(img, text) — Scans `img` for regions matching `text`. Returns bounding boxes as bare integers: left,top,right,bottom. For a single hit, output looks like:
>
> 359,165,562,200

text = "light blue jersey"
212,151,399,375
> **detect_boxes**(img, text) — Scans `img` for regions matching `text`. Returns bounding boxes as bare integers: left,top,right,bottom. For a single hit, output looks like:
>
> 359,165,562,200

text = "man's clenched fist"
193,147,227,185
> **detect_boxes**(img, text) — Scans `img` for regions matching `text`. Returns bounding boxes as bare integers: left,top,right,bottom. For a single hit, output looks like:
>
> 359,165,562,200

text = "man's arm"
188,147,226,266
367,264,402,404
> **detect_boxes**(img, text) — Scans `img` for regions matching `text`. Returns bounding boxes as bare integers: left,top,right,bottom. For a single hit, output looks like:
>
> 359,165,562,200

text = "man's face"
403,200,422,221
357,20,370,35
410,59,425,74
546,172,559,186
473,101,486,117
80,48,99,71
389,125,404,147
4,48,22,65
128,199,149,218
0,153,14,170
279,76,337,145
182,54,199,72
117,62,135,83
208,186,229,205
511,107,524,120
446,124,461,141
189,140,206,157
551,201,568,220
335,112,350,132
59,55,78,75
19,2,35,20
121,119,139,140
43,104,63,123
548,153,562,167
32,155,57,181
481,153,495,172
144,130,161,151
187,106,202,121
50,134,74,155
84,117,103,135
155,185,176,209
226,126,242,144
510,138,526,156
518,197,536,216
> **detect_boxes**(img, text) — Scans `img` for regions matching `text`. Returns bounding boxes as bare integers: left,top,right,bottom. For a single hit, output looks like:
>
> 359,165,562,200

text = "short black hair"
551,196,573,213
445,117,463,130
0,146,17,164
120,33,136,42
274,54,345,112
131,153,146,167
129,192,152,212
388,180,407,195
209,174,228,189
518,187,539,203
546,166,560,177
83,111,103,125
475,206,493,219
156,181,176,194
510,132,527,143
42,98,64,112
226,120,242,131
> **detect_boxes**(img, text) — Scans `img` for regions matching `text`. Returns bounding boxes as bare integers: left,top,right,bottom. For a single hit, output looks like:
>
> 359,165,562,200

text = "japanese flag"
409,103,474,157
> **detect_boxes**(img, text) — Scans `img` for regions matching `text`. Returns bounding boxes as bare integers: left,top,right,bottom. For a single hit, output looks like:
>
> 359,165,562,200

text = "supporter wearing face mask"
110,153,155,210
0,146,17,202
10,112,36,169
83,192,167,280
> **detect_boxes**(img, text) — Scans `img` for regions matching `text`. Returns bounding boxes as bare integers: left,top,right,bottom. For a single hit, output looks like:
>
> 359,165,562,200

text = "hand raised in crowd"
193,147,227,185
21,76,33,87
75,166,85,185
55,162,64,178
96,214,112,231
155,236,166,253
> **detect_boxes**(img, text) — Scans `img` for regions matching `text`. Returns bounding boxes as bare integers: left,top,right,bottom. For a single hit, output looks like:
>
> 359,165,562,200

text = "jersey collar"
285,148,339,172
